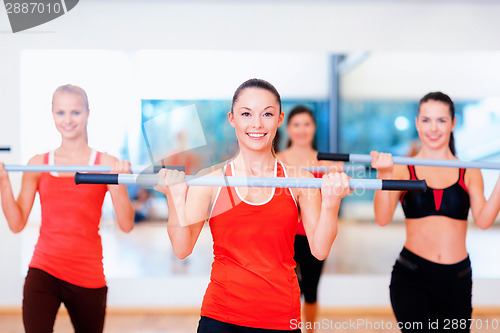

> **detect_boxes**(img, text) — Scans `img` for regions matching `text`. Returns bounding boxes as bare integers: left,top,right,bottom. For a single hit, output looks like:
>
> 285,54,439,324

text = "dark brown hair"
286,105,317,149
231,78,281,113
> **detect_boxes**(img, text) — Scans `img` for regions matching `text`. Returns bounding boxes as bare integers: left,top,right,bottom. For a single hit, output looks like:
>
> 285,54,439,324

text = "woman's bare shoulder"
27,154,45,165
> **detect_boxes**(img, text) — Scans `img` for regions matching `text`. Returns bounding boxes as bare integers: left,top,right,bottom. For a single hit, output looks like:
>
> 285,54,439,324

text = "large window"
139,99,330,172
340,100,472,156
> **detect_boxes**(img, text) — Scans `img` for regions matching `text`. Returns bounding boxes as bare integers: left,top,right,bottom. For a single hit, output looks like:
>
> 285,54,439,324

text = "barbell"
74,173,427,191
318,152,500,170
0,165,185,173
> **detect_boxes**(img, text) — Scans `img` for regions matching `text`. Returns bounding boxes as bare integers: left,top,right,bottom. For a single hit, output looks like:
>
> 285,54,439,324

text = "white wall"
20,50,139,162
342,52,500,100
137,50,329,100
2,0,500,308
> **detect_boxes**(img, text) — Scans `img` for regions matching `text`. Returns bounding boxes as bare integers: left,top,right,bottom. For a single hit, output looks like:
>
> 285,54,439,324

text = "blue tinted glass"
141,99,330,171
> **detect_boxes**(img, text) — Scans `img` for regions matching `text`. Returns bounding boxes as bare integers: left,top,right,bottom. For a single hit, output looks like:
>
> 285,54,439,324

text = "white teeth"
248,133,265,138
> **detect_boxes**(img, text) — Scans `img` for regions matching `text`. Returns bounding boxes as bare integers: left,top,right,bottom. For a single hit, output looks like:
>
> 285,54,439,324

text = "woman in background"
371,92,500,332
0,84,134,333
277,106,342,333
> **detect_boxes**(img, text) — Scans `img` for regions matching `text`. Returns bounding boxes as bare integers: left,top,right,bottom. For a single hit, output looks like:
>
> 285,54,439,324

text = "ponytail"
449,132,456,156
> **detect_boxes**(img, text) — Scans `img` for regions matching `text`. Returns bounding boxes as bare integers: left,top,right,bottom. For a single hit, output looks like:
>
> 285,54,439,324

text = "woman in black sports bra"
371,92,500,333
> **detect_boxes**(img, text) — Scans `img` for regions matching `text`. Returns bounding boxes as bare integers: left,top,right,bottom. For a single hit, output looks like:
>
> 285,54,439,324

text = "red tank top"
201,160,300,330
29,151,108,288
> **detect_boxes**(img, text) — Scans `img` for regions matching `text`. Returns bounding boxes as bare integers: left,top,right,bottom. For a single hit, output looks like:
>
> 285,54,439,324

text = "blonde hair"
52,84,89,110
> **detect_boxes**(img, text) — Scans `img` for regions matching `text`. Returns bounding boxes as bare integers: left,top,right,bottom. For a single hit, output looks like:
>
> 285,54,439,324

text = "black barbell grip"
317,152,350,162
75,173,119,185
381,179,427,192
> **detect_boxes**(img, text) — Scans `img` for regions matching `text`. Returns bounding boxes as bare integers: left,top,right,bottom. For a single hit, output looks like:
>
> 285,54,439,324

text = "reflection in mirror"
19,50,500,286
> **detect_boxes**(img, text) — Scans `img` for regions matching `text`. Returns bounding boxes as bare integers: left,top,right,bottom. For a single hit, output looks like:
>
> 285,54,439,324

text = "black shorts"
23,267,108,333
390,247,472,333
294,234,325,304
197,316,301,333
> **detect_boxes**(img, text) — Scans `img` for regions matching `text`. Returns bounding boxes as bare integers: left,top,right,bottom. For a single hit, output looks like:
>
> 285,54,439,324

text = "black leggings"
390,247,472,333
23,267,108,333
294,235,324,304
197,316,301,333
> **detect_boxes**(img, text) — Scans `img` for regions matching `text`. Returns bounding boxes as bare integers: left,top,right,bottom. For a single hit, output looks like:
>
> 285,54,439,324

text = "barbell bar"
74,173,427,191
1,165,185,173
300,165,370,173
1,164,368,174
317,152,500,170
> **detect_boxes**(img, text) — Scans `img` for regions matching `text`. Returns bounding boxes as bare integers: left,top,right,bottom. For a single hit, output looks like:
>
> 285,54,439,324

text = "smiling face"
52,91,89,140
416,100,456,152
287,112,316,147
228,87,284,154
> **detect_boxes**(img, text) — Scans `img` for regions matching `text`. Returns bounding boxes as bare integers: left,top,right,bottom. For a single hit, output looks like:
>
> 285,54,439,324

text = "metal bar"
318,152,500,170
3,165,185,173
329,54,342,154
0,147,11,152
74,173,426,191
300,165,369,173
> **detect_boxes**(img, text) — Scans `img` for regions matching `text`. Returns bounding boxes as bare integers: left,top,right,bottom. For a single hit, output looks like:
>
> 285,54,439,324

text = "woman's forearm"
475,176,500,229
309,200,340,260
0,181,26,233
166,195,197,259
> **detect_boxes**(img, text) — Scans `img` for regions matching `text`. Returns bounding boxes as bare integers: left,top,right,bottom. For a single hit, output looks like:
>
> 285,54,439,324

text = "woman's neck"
288,143,316,156
57,137,90,157
416,145,455,160
233,148,276,177
282,143,317,165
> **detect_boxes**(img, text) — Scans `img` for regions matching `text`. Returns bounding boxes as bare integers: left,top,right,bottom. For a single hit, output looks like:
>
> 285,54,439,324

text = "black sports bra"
400,165,470,220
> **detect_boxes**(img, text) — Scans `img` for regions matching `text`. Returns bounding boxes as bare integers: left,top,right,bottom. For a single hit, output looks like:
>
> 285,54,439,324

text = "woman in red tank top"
155,79,351,332
0,84,134,333
276,106,342,333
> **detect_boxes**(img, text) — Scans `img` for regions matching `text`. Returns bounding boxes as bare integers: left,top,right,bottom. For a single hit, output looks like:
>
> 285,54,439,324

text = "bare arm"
298,168,351,260
0,156,41,233
155,168,214,259
468,170,500,230
371,151,405,226
101,154,134,233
